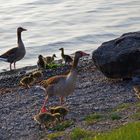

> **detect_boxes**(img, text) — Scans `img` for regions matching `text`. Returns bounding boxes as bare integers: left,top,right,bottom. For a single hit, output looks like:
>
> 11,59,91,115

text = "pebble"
0,58,138,140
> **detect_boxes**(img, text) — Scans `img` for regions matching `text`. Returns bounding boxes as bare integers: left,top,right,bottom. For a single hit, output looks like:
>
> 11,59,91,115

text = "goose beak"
81,52,90,56
23,28,27,31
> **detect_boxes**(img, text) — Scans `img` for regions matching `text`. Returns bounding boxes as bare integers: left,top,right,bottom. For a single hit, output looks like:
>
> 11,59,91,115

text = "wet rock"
92,31,140,79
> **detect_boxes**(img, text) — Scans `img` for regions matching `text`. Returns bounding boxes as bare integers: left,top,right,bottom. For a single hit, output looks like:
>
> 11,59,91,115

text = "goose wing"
40,75,67,88
0,47,18,59
64,55,73,62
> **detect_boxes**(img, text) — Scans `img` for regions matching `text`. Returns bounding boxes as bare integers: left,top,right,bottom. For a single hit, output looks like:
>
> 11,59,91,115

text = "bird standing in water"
59,48,73,64
0,27,27,70
40,51,89,110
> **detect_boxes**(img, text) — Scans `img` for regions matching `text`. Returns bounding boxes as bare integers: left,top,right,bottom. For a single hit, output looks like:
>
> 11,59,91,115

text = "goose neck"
72,57,79,70
61,49,64,57
17,31,23,45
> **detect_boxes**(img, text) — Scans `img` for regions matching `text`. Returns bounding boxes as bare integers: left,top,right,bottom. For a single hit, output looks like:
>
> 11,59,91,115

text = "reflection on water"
0,0,140,71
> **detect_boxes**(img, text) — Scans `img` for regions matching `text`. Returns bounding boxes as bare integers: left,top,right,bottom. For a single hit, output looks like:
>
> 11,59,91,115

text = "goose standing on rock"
59,48,73,64
40,51,89,110
0,27,27,70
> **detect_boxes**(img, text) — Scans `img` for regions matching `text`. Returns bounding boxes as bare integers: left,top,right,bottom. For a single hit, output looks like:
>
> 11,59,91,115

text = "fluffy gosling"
19,74,35,88
45,54,57,64
50,106,68,120
37,55,46,69
33,112,60,129
32,71,43,79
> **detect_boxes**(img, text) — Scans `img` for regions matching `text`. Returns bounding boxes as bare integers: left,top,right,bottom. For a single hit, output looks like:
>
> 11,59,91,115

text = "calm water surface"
0,0,140,71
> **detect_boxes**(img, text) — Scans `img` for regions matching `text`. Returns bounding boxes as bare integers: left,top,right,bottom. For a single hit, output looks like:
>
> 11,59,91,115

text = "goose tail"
0,57,8,62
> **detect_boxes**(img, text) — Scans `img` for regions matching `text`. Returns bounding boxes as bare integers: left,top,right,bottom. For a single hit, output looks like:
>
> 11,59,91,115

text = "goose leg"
10,63,12,70
43,95,49,107
60,96,64,105
14,62,16,69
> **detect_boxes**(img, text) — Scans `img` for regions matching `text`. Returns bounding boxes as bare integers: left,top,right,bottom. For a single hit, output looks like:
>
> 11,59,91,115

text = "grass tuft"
92,122,140,140
70,127,95,140
47,131,64,140
46,63,64,69
84,113,103,125
114,103,132,112
110,112,122,120
50,120,74,131
130,108,140,120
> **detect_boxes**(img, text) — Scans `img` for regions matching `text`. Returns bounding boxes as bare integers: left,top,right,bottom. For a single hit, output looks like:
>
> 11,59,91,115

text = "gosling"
37,55,46,69
45,54,57,64
34,112,61,129
32,71,43,80
19,74,35,88
50,106,68,120
59,48,73,64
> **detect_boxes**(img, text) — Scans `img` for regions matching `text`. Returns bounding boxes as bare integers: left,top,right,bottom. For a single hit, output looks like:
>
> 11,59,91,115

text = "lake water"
0,0,140,71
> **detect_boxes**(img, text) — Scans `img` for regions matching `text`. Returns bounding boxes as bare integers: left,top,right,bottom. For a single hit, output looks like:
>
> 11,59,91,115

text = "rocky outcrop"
92,31,140,79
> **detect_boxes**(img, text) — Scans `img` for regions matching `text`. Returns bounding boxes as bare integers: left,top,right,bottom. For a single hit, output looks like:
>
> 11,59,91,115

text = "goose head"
52,54,57,58
38,55,43,60
17,27,27,33
74,51,89,60
59,48,64,51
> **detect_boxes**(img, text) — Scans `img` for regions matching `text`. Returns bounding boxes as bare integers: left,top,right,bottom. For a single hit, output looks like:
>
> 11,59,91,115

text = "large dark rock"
92,31,140,79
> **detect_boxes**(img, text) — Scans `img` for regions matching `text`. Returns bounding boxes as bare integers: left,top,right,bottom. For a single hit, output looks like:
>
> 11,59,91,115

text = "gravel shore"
0,57,139,140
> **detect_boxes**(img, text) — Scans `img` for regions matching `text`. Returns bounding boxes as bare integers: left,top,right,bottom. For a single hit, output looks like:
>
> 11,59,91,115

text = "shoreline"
0,57,139,140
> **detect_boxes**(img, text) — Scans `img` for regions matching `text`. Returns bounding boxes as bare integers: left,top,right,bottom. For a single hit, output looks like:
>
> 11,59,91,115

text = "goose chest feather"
53,70,77,97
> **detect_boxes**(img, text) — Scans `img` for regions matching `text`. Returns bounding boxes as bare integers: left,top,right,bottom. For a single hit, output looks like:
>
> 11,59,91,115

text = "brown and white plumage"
40,51,89,107
0,27,27,70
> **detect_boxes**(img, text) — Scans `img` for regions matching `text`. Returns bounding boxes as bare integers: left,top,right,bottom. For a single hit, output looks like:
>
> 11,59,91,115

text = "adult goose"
0,27,27,70
59,48,73,64
40,51,89,109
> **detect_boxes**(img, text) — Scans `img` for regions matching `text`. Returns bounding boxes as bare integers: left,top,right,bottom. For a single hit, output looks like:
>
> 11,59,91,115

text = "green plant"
110,112,122,120
47,131,64,140
130,108,140,120
92,122,140,140
114,103,132,112
70,128,95,140
50,120,74,131
84,113,103,125
46,63,64,69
